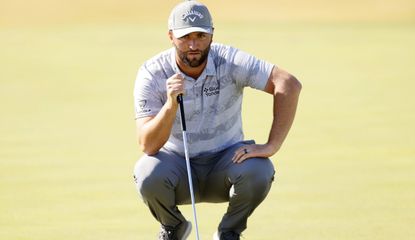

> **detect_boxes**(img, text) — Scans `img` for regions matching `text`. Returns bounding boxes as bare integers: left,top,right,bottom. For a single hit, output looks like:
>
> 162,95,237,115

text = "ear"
168,30,174,41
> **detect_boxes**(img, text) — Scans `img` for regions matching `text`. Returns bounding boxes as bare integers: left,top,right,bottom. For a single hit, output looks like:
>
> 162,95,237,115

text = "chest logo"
203,86,220,96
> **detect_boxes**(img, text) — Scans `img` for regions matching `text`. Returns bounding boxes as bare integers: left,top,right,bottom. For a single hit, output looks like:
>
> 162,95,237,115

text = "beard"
175,44,211,68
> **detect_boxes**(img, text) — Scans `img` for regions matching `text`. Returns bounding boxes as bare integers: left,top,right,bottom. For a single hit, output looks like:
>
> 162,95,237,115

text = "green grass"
1,4,415,240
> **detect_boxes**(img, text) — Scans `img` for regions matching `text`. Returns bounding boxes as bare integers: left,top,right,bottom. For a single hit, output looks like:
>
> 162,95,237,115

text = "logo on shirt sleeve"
136,99,151,114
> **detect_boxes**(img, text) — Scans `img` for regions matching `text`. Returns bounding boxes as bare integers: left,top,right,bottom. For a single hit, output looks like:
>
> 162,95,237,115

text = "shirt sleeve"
230,48,275,91
133,65,163,119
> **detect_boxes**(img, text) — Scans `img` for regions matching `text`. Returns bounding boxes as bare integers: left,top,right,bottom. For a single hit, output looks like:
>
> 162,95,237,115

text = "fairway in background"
1,0,414,239
1,0,415,26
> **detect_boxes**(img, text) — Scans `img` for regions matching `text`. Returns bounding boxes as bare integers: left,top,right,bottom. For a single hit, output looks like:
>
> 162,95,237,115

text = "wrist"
265,141,281,155
166,96,179,109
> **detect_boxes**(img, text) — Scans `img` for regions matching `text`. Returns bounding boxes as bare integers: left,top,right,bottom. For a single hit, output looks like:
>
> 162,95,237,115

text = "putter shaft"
178,94,200,240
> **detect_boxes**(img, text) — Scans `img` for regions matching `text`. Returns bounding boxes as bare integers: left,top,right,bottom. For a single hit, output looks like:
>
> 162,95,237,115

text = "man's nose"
188,39,197,49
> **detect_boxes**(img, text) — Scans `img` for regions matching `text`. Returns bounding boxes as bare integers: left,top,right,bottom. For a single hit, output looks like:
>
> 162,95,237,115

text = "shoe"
159,221,192,240
213,230,240,240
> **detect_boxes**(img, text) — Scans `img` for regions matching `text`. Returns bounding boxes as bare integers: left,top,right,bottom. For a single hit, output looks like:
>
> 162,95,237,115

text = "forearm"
138,99,178,155
232,75,301,163
267,88,300,154
266,73,302,155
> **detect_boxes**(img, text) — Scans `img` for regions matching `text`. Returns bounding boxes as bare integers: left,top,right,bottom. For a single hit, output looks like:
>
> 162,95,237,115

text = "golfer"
133,1,301,239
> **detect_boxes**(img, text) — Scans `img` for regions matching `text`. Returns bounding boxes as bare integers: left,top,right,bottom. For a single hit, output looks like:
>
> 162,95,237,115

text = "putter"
177,94,200,240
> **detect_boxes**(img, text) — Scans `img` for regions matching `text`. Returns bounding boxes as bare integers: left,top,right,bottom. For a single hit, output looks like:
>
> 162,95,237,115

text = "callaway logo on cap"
168,0,213,38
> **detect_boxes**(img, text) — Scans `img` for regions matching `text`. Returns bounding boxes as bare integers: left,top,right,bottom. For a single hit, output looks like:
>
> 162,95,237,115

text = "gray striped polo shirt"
134,43,274,157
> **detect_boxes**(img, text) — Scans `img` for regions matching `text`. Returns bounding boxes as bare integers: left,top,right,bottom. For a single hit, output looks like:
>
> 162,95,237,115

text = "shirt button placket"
194,81,201,115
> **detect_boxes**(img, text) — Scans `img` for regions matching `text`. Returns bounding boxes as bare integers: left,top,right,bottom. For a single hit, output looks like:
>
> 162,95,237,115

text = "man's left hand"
232,144,277,163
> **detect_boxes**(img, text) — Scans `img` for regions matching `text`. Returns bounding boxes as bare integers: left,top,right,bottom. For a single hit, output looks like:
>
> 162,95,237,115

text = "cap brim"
172,27,213,38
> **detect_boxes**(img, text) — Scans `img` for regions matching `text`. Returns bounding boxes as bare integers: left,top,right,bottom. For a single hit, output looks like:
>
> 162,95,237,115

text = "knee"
134,172,164,199
247,171,274,197
133,160,176,200
234,159,275,199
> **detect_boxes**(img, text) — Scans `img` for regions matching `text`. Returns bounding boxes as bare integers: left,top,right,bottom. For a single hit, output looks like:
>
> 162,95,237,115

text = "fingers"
232,144,275,163
166,73,185,101
232,146,252,164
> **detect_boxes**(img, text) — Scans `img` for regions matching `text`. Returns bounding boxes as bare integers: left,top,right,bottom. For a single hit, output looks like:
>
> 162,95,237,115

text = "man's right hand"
136,73,186,155
166,73,185,105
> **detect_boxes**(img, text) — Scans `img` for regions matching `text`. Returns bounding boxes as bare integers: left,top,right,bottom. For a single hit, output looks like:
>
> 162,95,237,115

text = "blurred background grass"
1,0,414,239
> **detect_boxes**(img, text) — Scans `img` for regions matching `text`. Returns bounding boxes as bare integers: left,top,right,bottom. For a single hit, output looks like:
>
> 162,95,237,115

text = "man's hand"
166,73,185,104
232,144,276,163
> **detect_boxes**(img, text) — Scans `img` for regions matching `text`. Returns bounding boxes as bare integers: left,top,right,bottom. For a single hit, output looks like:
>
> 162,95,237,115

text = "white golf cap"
168,1,213,38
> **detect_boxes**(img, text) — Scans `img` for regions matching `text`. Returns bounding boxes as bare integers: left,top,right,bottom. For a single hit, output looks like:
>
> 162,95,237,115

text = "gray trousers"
133,140,275,234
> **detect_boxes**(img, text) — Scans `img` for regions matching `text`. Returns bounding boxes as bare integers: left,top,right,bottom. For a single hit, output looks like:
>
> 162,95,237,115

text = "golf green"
1,1,414,239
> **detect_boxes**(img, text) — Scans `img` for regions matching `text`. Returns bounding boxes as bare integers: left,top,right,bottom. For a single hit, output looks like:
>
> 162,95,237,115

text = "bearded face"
171,31,213,69
174,43,211,68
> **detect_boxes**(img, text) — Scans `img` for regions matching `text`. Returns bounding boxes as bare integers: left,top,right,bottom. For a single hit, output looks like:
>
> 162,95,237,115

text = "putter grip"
177,94,187,131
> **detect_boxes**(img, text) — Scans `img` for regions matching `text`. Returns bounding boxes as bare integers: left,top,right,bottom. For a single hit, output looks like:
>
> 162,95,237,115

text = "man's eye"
179,35,189,40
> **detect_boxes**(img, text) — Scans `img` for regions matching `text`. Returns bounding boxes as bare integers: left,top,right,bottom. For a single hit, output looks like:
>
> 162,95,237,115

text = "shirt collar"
204,52,216,77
